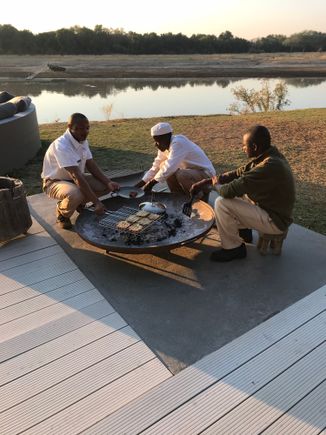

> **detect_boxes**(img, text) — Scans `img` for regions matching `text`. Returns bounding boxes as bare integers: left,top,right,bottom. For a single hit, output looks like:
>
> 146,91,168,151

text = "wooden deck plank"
0,299,115,363
28,217,46,235
263,380,326,435
0,278,95,325
24,360,171,435
0,218,44,249
0,342,157,434
0,326,140,412
0,232,55,262
0,269,85,309
0,245,61,272
0,289,103,342
0,252,77,294
0,311,126,386
141,312,326,435
81,285,326,435
203,343,326,434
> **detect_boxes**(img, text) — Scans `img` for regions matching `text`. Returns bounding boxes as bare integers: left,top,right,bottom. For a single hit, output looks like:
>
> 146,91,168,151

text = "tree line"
0,25,325,55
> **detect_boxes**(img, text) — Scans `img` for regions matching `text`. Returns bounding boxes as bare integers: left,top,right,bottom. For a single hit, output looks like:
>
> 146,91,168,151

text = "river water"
1,77,325,124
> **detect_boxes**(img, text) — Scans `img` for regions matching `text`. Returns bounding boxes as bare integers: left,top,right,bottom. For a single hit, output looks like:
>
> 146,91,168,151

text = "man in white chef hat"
135,122,215,196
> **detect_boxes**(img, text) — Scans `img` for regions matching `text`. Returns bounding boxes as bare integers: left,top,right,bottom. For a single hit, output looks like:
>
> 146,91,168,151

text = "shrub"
228,80,290,114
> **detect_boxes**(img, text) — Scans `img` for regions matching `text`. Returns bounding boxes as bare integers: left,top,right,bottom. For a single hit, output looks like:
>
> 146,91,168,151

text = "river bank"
1,53,326,79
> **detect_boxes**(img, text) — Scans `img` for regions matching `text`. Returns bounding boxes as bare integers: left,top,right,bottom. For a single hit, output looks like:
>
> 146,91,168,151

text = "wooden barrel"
0,177,32,242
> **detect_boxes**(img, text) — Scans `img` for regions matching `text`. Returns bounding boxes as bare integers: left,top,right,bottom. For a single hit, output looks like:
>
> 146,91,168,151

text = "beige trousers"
166,168,211,195
44,174,109,218
214,196,283,249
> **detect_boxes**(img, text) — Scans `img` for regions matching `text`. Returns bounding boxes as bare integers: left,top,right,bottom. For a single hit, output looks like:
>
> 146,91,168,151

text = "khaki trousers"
44,174,109,218
166,168,211,195
214,196,283,249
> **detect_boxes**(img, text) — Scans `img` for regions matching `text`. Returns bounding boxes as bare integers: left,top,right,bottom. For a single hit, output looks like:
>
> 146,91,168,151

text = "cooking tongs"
182,192,203,217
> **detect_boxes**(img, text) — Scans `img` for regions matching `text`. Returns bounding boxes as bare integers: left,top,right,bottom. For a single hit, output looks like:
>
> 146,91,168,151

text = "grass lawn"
8,108,326,235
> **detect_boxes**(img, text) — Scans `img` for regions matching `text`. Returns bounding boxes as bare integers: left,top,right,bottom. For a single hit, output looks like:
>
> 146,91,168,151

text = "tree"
284,30,326,52
228,80,290,114
0,25,20,53
254,34,286,52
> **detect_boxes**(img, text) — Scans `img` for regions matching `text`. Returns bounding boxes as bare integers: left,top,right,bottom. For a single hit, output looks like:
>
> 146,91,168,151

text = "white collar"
66,129,87,149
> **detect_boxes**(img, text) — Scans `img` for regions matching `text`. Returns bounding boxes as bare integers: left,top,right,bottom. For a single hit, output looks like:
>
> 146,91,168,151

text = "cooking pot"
139,201,167,214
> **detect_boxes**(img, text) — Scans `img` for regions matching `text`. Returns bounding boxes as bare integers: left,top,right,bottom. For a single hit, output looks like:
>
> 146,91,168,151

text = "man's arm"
154,142,186,183
219,162,269,199
65,165,105,214
85,159,119,192
218,163,249,184
134,178,158,192
134,151,166,191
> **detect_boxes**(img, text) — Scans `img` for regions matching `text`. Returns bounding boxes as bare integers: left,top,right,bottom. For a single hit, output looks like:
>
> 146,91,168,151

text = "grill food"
126,215,139,223
136,210,150,217
116,221,130,230
128,223,143,233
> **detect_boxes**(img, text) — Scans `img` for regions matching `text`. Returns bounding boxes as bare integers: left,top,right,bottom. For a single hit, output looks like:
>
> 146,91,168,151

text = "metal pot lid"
139,201,166,214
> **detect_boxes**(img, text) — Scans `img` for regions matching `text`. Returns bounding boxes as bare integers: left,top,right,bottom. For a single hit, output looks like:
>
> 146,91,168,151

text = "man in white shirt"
135,122,215,195
42,113,119,229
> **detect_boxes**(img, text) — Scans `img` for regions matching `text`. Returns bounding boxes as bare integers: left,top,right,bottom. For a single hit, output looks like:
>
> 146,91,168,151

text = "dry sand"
1,53,326,79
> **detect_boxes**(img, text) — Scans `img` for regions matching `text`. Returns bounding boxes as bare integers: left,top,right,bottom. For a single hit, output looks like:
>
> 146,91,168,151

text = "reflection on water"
1,78,243,98
1,77,325,123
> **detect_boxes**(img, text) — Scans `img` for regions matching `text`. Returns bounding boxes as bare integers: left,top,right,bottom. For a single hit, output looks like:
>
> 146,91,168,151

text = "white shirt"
41,129,93,180
143,134,216,183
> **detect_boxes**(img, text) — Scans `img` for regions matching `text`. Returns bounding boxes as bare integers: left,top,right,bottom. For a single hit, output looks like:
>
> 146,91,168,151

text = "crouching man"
191,125,295,262
41,113,119,229
135,122,216,196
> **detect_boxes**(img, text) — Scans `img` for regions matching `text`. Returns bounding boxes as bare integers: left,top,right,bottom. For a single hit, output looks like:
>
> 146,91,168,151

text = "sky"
2,0,325,39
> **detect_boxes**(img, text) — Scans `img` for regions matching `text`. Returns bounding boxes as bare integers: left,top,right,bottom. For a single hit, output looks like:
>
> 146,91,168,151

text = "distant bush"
228,80,290,114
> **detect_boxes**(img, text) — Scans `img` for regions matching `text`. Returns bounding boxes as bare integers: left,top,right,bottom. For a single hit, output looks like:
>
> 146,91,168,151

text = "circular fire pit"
75,192,215,253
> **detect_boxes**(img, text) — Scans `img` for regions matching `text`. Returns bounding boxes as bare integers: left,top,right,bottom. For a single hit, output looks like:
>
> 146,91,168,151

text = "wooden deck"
83,285,326,434
0,219,171,434
1,218,325,434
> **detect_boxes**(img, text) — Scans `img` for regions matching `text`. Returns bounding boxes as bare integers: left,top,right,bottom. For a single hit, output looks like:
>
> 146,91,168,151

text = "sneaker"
56,204,72,230
210,243,247,262
239,228,253,243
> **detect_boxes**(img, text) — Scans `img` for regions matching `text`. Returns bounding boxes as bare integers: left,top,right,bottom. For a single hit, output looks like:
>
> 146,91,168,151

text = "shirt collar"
251,145,274,163
65,128,87,150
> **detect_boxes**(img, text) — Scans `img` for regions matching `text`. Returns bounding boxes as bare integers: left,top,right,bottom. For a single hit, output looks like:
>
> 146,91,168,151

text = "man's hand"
93,200,106,215
190,178,212,196
107,181,120,192
143,179,157,193
134,180,146,189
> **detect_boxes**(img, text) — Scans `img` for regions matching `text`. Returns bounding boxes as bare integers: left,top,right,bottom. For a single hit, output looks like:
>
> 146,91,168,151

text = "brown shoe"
56,204,72,229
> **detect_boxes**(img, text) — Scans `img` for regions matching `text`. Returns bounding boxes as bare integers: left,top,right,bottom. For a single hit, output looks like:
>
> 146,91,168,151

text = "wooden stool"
257,230,288,256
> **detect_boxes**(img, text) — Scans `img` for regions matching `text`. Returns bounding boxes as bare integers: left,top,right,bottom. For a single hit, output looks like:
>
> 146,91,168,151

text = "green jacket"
218,146,296,231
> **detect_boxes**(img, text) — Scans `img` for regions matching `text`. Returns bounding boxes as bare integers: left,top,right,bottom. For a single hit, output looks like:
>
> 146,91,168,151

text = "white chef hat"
150,122,173,136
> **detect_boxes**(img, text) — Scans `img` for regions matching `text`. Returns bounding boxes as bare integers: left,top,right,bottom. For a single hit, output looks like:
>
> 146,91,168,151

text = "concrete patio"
27,172,326,374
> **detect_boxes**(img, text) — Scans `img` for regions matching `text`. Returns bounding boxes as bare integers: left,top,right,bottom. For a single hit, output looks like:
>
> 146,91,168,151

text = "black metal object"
75,192,215,254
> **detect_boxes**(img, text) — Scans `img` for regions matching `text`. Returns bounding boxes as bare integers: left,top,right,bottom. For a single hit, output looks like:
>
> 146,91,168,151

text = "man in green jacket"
191,125,296,262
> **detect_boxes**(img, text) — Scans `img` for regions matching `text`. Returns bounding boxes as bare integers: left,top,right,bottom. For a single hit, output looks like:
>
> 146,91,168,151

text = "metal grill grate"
99,206,163,234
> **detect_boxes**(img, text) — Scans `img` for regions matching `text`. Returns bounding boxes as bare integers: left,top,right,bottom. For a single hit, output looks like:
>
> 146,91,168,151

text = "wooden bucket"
0,177,32,242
